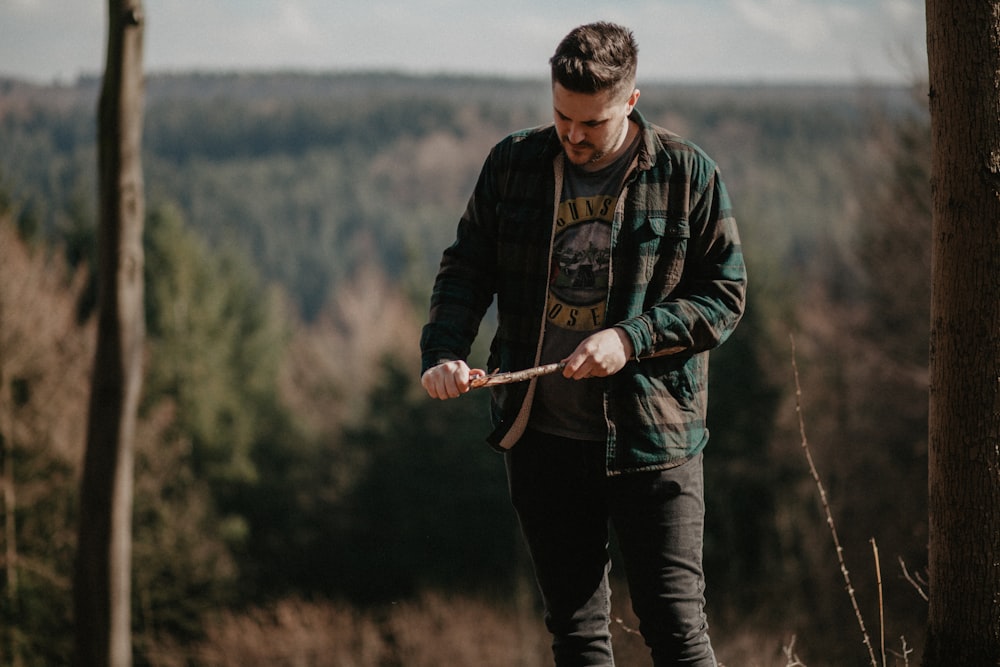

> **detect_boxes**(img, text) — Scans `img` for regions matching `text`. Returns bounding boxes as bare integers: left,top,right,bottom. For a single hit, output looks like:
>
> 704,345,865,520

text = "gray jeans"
505,431,716,667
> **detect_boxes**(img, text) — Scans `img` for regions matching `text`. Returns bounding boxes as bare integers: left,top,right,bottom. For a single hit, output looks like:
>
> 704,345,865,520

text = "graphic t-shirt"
528,136,639,440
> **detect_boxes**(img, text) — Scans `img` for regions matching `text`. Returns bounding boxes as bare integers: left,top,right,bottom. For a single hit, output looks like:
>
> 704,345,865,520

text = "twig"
790,334,878,667
888,636,913,667
897,556,928,602
612,616,642,637
783,635,808,666
871,538,886,667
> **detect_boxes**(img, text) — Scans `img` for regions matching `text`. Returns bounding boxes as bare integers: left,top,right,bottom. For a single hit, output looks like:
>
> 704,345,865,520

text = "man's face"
552,82,640,171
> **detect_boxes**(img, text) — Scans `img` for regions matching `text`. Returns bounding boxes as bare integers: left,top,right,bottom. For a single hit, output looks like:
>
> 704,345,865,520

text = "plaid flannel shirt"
421,109,746,474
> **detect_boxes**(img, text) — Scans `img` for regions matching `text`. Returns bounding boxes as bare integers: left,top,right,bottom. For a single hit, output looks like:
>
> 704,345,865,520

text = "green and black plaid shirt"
421,109,746,474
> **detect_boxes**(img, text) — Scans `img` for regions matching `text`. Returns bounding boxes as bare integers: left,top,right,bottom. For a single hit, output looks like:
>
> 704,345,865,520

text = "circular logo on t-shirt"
547,195,612,332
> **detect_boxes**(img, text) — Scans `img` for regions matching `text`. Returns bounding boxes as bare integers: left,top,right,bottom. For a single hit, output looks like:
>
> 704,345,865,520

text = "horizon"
0,67,922,92
1,1,927,87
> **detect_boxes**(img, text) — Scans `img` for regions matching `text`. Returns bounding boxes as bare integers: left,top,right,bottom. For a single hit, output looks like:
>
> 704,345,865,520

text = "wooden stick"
468,345,688,390
469,362,566,388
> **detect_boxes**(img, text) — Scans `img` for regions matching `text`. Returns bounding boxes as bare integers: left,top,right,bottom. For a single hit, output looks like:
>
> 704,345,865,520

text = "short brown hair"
549,22,638,101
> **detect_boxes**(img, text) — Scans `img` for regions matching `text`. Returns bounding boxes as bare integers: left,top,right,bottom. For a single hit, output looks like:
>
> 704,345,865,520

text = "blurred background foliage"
0,72,929,666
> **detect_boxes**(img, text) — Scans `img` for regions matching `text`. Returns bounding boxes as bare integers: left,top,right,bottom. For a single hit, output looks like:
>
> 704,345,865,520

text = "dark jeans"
505,430,716,667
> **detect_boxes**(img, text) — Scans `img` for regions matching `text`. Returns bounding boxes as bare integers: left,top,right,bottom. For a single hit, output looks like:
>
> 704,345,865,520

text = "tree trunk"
73,3,145,666
925,0,1000,663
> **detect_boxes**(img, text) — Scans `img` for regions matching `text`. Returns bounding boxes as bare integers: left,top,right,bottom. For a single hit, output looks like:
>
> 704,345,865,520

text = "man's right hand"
421,360,484,400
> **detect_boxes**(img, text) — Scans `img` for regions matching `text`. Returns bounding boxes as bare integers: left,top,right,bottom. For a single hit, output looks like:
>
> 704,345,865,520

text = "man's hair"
549,22,638,101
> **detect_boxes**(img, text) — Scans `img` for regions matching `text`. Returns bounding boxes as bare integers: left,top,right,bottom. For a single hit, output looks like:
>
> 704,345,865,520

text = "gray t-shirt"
528,137,639,440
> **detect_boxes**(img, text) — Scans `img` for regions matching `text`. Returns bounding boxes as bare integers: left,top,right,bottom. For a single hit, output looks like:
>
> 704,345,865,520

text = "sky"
0,0,927,85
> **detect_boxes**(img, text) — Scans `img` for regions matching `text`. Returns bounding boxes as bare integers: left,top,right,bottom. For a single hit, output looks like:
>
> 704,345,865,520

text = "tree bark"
925,0,1000,663
73,3,145,666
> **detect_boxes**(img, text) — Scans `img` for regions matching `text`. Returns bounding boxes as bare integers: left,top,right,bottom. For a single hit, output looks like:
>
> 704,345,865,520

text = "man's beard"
562,139,605,165
561,118,627,167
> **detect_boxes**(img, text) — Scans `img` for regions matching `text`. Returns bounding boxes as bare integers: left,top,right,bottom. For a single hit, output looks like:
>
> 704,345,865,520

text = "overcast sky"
1,0,926,84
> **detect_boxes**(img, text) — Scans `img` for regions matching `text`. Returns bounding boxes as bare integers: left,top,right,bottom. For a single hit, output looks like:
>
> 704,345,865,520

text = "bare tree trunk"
73,3,145,666
925,0,1000,663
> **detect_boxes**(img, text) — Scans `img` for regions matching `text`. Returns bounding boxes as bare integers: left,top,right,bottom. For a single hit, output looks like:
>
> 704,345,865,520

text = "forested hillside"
0,72,930,666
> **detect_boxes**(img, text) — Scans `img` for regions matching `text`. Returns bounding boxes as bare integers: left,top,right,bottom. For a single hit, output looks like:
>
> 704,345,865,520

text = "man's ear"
626,88,640,112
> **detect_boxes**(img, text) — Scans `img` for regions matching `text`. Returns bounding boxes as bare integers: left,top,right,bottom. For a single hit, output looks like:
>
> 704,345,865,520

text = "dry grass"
381,592,550,666
144,592,551,667
140,590,824,667
144,597,382,667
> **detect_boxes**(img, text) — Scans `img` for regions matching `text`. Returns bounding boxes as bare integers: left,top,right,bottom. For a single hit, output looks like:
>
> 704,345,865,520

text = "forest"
0,71,931,666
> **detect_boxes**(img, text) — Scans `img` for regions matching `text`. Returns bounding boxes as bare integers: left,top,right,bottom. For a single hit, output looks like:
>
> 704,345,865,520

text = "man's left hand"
562,327,634,380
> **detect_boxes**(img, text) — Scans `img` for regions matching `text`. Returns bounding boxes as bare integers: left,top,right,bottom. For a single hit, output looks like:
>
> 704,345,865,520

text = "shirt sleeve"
616,164,747,359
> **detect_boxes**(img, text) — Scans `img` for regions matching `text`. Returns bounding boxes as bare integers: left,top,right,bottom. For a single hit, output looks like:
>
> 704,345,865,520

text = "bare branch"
871,538,886,667
888,635,913,667
790,334,878,667
897,556,929,602
612,616,641,637
783,635,808,666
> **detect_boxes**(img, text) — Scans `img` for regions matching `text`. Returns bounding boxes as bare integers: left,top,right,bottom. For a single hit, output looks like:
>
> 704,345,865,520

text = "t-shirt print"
547,195,614,333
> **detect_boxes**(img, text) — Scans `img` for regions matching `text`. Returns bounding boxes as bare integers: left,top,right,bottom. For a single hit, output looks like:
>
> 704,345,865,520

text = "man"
420,21,745,667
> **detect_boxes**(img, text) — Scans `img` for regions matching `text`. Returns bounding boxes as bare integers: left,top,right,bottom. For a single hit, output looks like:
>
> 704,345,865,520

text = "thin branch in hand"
469,362,566,388
790,334,878,667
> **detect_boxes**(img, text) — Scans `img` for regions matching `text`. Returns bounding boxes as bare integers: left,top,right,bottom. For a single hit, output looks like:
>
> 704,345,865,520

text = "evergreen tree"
143,201,288,487
332,358,520,603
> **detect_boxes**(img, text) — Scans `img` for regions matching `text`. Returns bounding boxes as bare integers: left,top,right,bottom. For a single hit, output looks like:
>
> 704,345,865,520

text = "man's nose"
567,123,586,144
